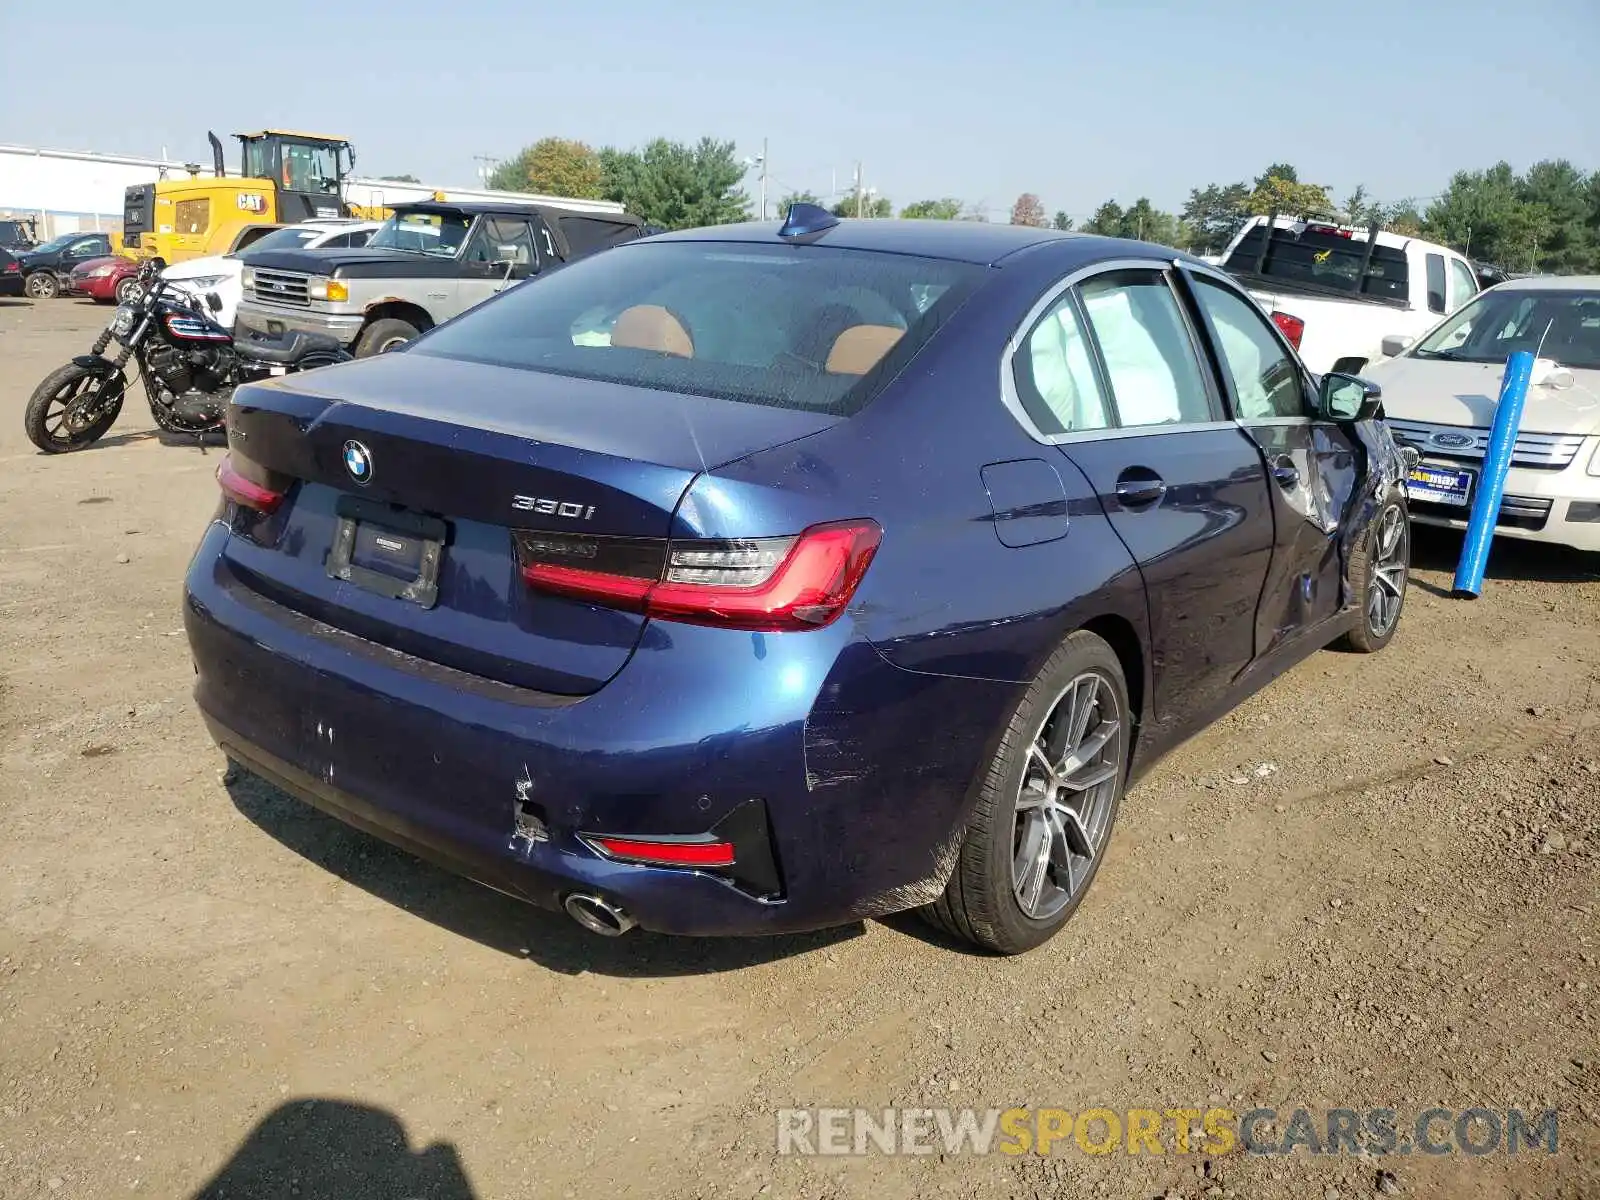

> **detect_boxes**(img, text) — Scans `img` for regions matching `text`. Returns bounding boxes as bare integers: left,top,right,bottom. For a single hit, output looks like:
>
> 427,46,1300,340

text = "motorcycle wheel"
114,277,142,305
24,363,125,453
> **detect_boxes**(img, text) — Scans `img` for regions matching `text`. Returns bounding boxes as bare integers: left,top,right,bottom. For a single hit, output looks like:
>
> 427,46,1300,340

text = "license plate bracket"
1406,461,1476,508
326,494,446,609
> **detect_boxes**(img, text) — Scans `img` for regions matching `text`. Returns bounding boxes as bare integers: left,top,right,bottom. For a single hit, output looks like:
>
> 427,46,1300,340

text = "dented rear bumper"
182,523,1012,936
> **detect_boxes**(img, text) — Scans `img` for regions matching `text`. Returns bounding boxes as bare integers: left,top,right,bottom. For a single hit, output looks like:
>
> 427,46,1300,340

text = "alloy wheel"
1368,504,1408,637
1011,671,1124,921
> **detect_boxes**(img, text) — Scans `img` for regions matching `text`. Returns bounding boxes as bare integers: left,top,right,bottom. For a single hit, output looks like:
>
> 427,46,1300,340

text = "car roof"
1488,275,1600,292
645,218,1192,268
392,199,641,225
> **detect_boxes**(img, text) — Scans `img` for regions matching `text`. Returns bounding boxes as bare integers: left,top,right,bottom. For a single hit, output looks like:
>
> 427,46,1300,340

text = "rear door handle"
1114,473,1167,508
1271,455,1300,490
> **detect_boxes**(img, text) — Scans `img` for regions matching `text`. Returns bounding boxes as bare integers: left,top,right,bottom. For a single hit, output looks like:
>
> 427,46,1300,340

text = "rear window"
1225,223,1410,301
412,241,985,414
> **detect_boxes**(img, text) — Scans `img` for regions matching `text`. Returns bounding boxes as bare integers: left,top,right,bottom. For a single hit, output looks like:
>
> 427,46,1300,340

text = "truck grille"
1386,418,1584,471
250,268,311,307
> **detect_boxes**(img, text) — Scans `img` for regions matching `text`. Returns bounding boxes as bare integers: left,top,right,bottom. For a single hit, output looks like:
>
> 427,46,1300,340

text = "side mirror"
1380,334,1413,358
206,291,223,313
1318,372,1383,422
1329,355,1369,376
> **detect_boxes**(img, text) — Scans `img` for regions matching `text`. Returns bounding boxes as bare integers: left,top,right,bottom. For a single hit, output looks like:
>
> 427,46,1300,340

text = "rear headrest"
825,324,903,375
611,305,693,358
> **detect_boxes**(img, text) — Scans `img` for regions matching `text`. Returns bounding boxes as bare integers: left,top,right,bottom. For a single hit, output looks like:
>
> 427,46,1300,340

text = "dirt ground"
1,298,1597,1200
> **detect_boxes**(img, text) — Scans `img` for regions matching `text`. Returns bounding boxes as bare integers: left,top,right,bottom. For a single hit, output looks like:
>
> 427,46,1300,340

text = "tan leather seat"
825,324,903,375
611,305,694,358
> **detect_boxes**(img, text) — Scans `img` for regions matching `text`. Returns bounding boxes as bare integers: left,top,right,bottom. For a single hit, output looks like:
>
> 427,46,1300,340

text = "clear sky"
4,0,1595,221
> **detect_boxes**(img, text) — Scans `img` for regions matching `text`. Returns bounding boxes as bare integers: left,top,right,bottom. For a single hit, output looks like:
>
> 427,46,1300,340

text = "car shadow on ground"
0,298,33,308
188,1098,478,1200
226,773,863,977
1407,525,1600,595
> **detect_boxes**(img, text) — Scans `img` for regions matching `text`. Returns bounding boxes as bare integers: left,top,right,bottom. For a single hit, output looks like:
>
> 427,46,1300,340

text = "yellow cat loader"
122,130,357,267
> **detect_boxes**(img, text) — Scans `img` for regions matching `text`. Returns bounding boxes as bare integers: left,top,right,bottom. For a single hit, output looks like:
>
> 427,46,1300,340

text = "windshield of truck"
368,211,471,256
1224,223,1411,302
282,143,342,196
412,240,984,415
1412,289,1600,370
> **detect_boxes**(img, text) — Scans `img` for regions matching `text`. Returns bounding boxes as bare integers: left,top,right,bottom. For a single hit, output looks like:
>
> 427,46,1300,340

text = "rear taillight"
1270,310,1305,350
217,453,285,513
517,520,882,632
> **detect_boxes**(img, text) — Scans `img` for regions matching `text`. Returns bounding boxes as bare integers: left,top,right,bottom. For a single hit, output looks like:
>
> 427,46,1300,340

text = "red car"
66,255,141,305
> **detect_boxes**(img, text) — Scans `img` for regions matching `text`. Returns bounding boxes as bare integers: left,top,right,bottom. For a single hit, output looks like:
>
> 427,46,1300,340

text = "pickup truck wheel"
25,271,59,300
354,318,420,357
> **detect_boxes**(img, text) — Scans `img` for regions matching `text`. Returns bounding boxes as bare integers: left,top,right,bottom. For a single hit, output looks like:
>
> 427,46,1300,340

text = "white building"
0,143,622,240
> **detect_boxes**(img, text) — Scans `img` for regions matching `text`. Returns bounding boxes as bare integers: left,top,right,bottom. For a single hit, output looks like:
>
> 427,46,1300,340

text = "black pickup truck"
232,199,649,356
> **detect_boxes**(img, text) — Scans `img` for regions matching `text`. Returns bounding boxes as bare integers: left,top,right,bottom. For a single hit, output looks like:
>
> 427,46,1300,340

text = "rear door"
1181,268,1363,657
1022,264,1276,741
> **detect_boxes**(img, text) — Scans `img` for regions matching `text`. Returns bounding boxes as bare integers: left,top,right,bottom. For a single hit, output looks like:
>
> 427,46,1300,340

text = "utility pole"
759,137,768,222
854,161,864,218
474,153,501,188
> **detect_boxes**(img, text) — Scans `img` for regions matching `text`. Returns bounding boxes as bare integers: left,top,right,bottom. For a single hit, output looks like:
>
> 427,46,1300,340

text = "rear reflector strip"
217,453,285,513
588,836,737,868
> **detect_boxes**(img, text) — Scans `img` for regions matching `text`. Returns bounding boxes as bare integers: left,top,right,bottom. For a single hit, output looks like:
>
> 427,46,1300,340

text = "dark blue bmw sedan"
184,206,1411,954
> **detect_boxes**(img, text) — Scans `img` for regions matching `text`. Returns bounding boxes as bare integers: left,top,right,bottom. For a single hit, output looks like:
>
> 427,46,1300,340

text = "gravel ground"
1,298,1597,1199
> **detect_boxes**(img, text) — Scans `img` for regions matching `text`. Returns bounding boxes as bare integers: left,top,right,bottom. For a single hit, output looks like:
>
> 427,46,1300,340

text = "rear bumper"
183,522,1010,936
235,299,366,346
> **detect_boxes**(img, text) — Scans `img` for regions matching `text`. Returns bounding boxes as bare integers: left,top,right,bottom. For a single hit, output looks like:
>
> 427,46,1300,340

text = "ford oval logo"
1431,431,1475,449
343,439,373,485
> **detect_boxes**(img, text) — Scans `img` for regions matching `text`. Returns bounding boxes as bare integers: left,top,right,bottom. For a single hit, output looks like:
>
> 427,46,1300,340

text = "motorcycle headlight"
307,276,348,302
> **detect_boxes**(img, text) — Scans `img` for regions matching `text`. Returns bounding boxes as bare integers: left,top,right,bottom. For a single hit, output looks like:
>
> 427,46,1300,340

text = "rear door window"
1077,270,1219,427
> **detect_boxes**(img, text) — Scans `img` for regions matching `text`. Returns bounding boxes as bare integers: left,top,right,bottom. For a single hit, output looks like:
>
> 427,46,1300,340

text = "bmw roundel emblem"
343,439,373,485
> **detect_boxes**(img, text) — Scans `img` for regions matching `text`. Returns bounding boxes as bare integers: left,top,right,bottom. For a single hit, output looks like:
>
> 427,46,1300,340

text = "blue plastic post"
1452,350,1535,598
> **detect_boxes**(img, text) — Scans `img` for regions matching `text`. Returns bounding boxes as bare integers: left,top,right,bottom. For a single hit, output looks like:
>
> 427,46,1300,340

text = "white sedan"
1366,276,1600,554
161,219,380,330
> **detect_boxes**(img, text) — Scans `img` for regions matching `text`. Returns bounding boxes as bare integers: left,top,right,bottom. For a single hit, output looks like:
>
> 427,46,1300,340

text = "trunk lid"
222,353,841,695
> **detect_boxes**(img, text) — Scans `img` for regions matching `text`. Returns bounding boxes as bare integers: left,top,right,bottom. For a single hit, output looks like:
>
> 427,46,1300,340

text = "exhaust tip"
563,892,637,937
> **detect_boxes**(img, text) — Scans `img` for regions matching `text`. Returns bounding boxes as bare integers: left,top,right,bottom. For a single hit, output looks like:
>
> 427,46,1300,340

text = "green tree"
1010,193,1047,227
1342,184,1385,226
830,194,893,218
1181,182,1250,254
775,190,821,215
1121,197,1181,246
1248,169,1332,218
899,198,963,220
1518,159,1595,272
488,139,604,197
1052,210,1074,231
599,138,749,229
378,174,421,183
1082,200,1124,236
1383,199,1425,237
1423,162,1532,267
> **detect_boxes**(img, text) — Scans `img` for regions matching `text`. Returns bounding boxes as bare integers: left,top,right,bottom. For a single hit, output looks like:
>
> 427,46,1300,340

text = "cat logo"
236,193,269,214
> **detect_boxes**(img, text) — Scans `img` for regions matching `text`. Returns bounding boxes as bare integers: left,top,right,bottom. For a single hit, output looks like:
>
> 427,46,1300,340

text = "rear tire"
24,363,125,453
921,630,1131,955
24,271,59,300
1339,490,1409,653
353,317,419,357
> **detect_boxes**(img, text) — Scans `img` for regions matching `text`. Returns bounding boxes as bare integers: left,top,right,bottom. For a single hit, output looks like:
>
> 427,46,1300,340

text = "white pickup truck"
1217,216,1482,374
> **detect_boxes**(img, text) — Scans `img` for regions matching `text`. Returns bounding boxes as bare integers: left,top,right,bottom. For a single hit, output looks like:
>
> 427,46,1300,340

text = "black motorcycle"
24,259,351,454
